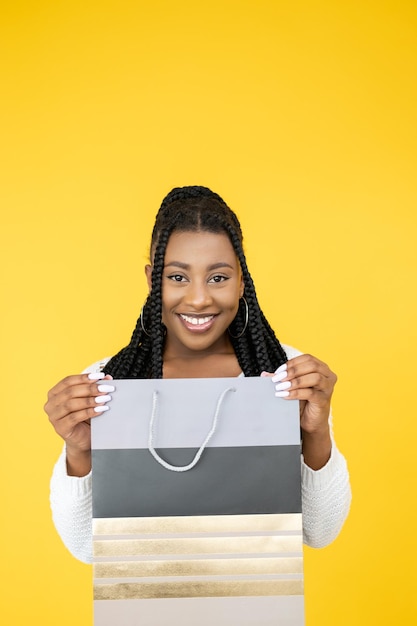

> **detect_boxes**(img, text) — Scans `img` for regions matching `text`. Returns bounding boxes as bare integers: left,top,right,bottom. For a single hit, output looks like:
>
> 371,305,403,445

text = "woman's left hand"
262,354,337,470
270,353,337,434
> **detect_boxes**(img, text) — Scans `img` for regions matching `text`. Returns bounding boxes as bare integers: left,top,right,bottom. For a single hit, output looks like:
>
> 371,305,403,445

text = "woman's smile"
178,313,216,331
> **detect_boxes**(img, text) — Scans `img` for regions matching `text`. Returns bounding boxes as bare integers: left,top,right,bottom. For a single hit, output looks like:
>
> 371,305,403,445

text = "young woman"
46,185,351,563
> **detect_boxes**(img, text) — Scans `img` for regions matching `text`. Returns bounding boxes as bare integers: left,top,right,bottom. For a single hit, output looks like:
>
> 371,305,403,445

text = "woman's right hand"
44,372,114,476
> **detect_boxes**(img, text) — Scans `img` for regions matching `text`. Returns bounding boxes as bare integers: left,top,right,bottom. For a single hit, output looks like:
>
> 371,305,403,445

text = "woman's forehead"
163,230,239,267
165,231,236,257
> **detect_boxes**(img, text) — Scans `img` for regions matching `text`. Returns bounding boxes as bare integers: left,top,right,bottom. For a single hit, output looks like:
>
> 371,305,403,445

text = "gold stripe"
93,514,302,536
94,557,303,578
93,535,302,558
94,579,304,600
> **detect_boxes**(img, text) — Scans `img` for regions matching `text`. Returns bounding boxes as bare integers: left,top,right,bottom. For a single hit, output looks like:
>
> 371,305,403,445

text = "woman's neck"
163,351,242,379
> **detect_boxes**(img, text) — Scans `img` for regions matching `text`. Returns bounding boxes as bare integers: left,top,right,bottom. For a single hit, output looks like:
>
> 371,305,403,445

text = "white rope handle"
148,386,236,472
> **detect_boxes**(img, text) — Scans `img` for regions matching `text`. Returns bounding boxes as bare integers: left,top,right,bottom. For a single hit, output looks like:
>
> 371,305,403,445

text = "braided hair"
104,185,287,378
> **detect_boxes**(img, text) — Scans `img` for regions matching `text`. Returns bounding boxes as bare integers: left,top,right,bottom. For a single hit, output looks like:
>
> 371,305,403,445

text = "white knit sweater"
50,345,351,563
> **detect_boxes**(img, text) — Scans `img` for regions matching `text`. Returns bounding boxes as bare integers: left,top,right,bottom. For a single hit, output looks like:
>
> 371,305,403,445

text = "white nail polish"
271,370,287,383
88,372,106,380
275,381,291,391
97,384,115,393
275,390,290,398
94,405,110,412
95,394,112,404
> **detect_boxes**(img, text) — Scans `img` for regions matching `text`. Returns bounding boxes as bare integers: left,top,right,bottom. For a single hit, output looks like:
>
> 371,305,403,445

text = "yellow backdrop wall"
1,1,416,624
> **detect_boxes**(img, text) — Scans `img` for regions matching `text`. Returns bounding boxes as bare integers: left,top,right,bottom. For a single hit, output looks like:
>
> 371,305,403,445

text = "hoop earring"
228,296,249,339
140,303,151,337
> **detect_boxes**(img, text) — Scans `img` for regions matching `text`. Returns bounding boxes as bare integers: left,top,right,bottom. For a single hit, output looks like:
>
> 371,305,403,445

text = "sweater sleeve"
50,446,93,563
300,414,351,548
49,357,111,564
282,344,352,548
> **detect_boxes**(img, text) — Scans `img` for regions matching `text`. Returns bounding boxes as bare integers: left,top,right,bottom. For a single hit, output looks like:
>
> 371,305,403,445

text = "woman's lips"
178,314,216,332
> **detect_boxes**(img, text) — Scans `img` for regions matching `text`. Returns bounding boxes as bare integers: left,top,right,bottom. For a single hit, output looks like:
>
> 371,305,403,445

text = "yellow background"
1,1,416,624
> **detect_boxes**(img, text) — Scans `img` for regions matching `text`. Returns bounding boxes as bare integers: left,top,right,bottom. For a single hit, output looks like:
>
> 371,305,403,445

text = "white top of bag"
92,377,300,450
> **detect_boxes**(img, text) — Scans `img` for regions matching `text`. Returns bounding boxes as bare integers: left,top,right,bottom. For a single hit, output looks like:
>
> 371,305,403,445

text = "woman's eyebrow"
207,262,234,271
164,261,234,270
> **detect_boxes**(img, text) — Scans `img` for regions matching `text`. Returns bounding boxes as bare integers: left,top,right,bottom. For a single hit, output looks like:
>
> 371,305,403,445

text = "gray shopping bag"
92,377,305,626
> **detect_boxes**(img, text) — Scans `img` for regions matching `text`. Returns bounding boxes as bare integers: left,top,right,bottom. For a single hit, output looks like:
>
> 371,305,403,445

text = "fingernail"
271,370,287,383
88,372,106,380
95,394,112,404
97,384,115,392
94,405,110,412
275,390,290,398
275,363,287,374
275,381,291,391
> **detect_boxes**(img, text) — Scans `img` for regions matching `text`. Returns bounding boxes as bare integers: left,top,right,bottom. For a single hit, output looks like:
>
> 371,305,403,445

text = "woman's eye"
209,275,228,283
168,274,186,282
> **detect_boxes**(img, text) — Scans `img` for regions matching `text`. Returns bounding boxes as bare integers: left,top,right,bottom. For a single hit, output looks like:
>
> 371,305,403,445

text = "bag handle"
148,386,236,472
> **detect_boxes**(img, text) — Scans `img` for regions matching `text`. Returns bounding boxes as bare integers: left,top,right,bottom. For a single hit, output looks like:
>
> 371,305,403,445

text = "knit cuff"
301,441,344,491
50,446,92,499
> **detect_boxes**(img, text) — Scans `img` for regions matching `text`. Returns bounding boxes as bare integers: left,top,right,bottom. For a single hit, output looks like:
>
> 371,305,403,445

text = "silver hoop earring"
228,296,249,339
140,303,151,337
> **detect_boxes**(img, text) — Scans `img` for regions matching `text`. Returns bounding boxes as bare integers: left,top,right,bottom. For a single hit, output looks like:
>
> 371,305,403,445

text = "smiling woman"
45,185,351,564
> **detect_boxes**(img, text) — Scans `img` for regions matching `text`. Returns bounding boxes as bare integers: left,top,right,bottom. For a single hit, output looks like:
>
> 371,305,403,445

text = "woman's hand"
272,354,337,433
263,354,337,470
44,372,114,476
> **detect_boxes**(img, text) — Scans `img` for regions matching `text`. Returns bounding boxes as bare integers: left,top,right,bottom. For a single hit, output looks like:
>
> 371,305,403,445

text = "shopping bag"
91,376,304,626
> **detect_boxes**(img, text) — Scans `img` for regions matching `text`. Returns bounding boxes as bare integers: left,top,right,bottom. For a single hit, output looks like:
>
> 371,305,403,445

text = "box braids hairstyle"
104,185,287,379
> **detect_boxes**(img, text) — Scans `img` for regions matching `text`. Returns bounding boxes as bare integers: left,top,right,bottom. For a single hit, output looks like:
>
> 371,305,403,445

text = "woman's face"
146,230,244,357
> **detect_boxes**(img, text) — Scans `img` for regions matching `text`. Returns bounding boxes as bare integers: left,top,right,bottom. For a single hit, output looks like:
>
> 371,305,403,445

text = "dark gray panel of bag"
92,445,302,518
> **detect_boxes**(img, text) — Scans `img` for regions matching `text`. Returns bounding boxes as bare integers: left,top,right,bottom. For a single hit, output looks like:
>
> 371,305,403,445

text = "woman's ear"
145,264,152,291
239,275,245,299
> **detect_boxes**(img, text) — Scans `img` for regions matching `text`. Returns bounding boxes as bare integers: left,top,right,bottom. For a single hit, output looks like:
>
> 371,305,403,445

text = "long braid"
102,303,151,378
104,185,287,379
215,216,287,374
148,224,178,378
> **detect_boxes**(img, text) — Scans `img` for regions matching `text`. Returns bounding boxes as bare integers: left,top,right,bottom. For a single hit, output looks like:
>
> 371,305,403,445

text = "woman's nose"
184,282,213,308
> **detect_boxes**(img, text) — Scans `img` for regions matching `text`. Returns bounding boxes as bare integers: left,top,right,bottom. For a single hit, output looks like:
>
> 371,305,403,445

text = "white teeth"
180,314,214,325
